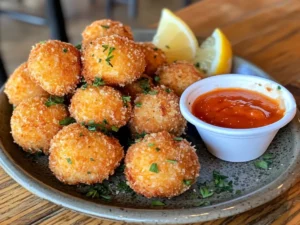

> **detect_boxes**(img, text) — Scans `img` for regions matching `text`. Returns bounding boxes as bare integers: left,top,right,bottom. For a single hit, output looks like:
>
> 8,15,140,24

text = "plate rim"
0,56,299,224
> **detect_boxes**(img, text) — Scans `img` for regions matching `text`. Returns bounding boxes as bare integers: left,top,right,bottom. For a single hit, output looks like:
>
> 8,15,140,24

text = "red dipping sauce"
192,88,285,129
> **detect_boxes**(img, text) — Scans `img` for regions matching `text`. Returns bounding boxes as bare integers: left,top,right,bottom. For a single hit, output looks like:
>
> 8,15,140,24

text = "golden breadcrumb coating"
129,86,186,136
122,74,154,100
11,96,67,154
125,131,200,198
82,35,146,86
156,61,204,96
139,42,167,75
69,86,131,130
82,19,133,47
28,40,81,96
4,62,48,106
49,123,124,185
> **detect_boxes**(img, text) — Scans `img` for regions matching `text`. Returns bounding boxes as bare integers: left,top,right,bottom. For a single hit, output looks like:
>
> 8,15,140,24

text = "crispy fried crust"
10,96,67,154
125,131,200,198
69,86,131,129
129,86,186,136
28,40,81,96
82,35,146,86
82,19,133,46
156,61,204,96
139,42,167,75
49,123,124,185
4,62,48,105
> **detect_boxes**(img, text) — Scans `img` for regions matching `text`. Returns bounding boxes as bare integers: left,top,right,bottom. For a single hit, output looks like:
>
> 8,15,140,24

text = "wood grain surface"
1,0,300,224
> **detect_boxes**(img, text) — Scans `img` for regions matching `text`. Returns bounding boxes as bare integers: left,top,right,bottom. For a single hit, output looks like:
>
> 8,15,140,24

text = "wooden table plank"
1,0,300,224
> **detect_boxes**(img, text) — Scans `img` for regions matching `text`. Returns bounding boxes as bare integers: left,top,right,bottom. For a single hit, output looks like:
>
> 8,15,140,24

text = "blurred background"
0,0,199,76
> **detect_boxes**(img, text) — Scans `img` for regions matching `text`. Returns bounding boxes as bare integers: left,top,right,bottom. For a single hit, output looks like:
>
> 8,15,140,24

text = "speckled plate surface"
0,30,299,224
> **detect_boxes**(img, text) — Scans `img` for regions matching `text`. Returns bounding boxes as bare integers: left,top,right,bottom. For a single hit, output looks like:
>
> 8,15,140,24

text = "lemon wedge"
194,28,232,76
153,8,198,63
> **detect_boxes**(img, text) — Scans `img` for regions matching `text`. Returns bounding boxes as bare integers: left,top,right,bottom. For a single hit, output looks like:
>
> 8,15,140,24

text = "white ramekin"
180,74,297,162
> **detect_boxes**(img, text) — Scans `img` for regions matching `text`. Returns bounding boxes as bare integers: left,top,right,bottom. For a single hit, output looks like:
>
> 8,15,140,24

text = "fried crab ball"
122,74,154,100
125,131,200,198
156,61,204,96
129,86,186,136
139,42,167,75
49,123,124,185
11,96,68,154
4,62,48,106
82,35,146,86
82,19,133,47
69,86,131,130
28,40,81,96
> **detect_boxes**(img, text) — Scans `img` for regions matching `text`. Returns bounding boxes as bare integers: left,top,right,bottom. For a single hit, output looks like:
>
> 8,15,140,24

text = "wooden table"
1,0,300,224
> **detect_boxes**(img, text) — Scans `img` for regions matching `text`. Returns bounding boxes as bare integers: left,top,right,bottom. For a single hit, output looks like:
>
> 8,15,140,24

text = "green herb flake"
139,78,151,93
39,40,46,44
213,171,233,193
149,163,159,173
45,96,64,107
166,159,177,164
122,96,131,106
75,43,81,50
101,25,110,29
235,190,242,195
117,181,134,194
79,132,84,137
93,77,105,86
102,45,109,52
277,85,281,90
151,200,165,206
90,158,95,161
85,184,111,200
154,76,160,82
165,45,170,49
165,88,171,93
194,201,210,207
194,62,200,68
135,102,142,107
81,83,88,89
111,126,119,132
148,143,155,147
59,117,76,126
98,58,102,63
183,179,193,186
87,121,99,131
148,90,158,95
100,195,111,200
153,47,158,51
254,160,269,169
174,137,183,141
87,171,91,174
66,158,72,164
200,186,214,198
63,48,68,53
155,147,160,152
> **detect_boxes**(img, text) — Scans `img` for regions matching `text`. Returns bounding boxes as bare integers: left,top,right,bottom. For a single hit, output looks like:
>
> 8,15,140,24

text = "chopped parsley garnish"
153,47,158,51
154,76,160,82
66,158,72,164
183,179,193,186
85,184,111,200
165,45,170,49
45,96,64,107
116,164,125,173
200,186,214,198
151,200,165,206
138,78,151,93
101,25,110,29
122,96,131,106
111,126,119,132
79,132,84,137
148,143,155,147
136,132,146,139
93,77,105,86
105,46,115,67
135,102,142,107
165,88,171,93
81,83,88,89
87,171,91,174
174,137,183,141
254,153,274,169
166,159,177,163
149,163,159,173
75,43,81,50
102,45,109,52
277,85,281,90
194,201,210,207
90,158,95,161
63,48,68,53
148,90,158,95
194,62,200,68
98,58,102,63
87,121,98,131
91,54,95,57
155,147,160,152
117,181,134,194
213,171,233,193
235,190,242,195
39,40,46,44
59,117,76,126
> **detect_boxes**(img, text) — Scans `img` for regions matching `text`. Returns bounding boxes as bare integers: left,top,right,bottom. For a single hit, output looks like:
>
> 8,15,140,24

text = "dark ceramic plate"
0,30,299,224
